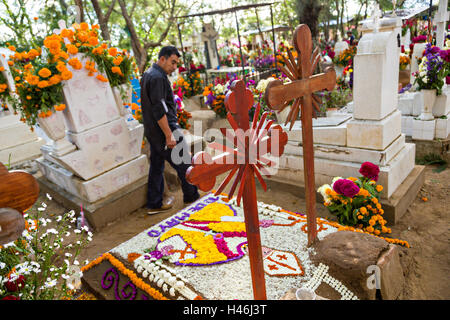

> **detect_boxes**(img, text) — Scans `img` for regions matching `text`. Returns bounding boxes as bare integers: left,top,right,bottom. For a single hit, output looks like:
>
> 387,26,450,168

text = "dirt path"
28,164,450,299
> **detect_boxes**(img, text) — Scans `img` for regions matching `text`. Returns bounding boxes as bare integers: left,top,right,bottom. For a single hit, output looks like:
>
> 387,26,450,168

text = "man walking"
140,46,200,214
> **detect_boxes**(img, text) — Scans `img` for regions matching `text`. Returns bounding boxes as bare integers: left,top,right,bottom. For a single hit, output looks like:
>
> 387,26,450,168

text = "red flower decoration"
1,295,20,300
5,275,26,292
333,179,360,198
359,162,380,181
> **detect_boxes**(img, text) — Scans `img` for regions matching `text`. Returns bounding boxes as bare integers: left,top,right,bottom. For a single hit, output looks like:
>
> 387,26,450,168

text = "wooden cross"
264,24,336,246
186,79,288,300
0,162,39,245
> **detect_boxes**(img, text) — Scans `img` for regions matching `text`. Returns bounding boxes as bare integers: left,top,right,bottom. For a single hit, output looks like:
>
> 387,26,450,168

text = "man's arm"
157,115,176,149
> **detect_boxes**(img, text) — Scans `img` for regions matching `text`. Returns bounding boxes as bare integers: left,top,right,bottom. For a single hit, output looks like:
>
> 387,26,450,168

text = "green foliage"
0,207,92,300
321,87,352,109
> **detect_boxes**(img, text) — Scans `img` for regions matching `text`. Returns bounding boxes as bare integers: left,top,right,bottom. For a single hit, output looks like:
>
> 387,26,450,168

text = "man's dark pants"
146,134,199,209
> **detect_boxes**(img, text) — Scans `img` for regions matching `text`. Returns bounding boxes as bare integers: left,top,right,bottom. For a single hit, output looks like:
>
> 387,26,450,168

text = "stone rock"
376,244,404,300
310,231,390,300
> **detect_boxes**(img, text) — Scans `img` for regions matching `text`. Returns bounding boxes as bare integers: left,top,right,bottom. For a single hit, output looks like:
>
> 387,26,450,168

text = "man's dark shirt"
140,63,179,152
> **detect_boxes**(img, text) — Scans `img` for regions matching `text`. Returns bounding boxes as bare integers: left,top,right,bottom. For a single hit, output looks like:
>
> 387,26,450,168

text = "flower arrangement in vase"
174,88,192,130
203,82,227,118
399,53,411,70
318,162,392,236
413,43,447,95
332,46,357,67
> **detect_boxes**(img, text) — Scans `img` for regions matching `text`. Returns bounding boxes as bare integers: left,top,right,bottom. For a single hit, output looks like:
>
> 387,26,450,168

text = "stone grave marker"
35,25,149,229
201,23,220,70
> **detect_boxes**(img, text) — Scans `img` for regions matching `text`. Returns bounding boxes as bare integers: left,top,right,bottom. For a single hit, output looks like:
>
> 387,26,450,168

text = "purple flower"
333,179,360,198
206,92,216,105
150,250,163,259
160,245,174,256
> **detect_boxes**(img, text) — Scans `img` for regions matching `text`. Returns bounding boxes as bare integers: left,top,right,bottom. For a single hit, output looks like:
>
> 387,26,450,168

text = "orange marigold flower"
376,185,383,192
108,47,118,57
28,49,40,59
38,68,52,78
66,44,78,55
8,45,16,52
87,37,99,46
422,197,428,202
37,80,50,88
60,70,73,80
77,31,89,43
96,74,108,82
113,56,123,65
49,74,62,85
80,22,89,30
8,61,13,66
54,104,66,111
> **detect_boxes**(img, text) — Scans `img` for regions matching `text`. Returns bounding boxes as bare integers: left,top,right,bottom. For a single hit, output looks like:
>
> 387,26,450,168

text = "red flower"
5,275,26,292
359,162,380,181
1,295,20,300
2,295,21,300
333,179,360,198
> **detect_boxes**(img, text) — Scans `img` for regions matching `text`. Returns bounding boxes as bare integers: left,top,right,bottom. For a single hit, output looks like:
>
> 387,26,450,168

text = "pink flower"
359,161,380,181
333,179,360,198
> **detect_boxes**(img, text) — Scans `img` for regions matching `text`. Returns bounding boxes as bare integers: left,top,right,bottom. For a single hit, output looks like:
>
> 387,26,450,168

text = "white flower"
46,193,52,200
46,228,58,235
423,76,428,83
317,184,332,200
65,253,73,257
74,229,81,234
56,216,62,222
44,279,57,288
214,84,224,94
21,230,33,241
0,262,6,269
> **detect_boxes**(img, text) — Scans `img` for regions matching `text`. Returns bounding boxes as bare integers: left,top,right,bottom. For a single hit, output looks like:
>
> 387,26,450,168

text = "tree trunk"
90,0,116,41
254,7,265,42
74,0,85,22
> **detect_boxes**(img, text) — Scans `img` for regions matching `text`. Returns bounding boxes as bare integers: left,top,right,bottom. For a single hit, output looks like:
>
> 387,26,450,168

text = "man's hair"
158,46,181,59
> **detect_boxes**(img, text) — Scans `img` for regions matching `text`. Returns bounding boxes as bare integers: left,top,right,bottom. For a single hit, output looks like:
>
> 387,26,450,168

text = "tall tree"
296,0,323,39
90,0,116,41
117,0,182,73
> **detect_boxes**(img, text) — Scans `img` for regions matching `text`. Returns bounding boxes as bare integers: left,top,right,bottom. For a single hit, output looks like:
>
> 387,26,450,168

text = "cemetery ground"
23,161,449,300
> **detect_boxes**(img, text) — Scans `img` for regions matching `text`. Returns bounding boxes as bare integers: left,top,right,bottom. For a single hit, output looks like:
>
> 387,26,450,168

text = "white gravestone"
334,41,349,57
36,22,149,207
0,52,45,165
434,0,449,49
201,23,220,69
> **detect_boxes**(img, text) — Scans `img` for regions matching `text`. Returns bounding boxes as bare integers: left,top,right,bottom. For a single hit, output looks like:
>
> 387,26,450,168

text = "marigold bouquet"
333,46,357,67
8,39,71,127
173,72,203,98
203,82,227,118
399,53,411,70
318,162,391,236
8,22,121,127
